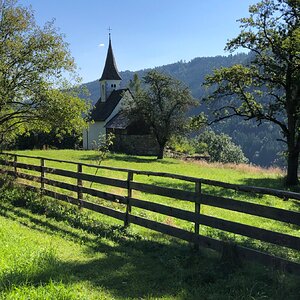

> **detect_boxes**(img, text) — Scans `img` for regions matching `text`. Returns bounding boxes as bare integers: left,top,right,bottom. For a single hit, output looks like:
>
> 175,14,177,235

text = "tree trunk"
286,147,299,186
157,143,165,159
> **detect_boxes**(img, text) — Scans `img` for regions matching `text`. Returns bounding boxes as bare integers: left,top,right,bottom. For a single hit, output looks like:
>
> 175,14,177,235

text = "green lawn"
4,150,300,259
0,149,300,299
10,149,284,187
0,197,300,300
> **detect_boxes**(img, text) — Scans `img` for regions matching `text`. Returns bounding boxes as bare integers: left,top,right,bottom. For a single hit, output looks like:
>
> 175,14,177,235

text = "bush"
167,136,196,155
196,130,248,164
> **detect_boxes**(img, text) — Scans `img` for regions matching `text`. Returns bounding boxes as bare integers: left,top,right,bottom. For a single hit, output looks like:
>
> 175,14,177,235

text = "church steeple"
99,33,122,102
100,35,122,81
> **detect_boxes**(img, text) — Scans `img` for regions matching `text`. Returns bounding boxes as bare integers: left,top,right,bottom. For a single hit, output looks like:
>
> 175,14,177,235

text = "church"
83,34,159,155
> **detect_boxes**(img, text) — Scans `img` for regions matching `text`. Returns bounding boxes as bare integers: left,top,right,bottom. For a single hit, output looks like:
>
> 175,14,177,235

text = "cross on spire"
108,26,112,39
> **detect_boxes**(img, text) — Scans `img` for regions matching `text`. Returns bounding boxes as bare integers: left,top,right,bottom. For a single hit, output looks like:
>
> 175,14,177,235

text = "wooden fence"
0,152,300,274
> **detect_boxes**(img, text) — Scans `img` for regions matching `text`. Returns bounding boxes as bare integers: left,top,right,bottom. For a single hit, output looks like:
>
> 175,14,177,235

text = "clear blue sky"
20,0,257,83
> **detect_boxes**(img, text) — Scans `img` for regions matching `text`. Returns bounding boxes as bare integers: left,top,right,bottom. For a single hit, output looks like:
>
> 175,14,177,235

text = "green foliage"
128,73,142,96
90,132,115,188
92,132,115,165
123,71,197,159
203,0,300,185
0,175,35,207
167,136,196,155
0,0,89,148
196,130,249,164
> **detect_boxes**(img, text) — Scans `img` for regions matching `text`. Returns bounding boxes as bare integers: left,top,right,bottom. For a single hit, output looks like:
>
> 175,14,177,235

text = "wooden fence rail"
0,152,300,274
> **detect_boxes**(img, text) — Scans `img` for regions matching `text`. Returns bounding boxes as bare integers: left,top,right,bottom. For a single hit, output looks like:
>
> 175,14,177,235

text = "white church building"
82,34,132,150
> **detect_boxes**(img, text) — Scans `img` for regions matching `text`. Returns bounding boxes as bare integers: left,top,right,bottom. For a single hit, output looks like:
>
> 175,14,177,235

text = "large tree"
202,0,300,186
0,0,88,147
124,71,196,159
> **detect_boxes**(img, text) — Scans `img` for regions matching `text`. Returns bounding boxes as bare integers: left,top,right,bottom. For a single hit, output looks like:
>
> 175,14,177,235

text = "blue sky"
20,0,257,83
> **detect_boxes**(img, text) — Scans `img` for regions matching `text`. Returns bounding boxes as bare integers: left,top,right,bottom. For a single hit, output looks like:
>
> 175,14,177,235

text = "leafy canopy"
202,0,300,185
196,130,249,164
0,0,89,147
124,71,196,159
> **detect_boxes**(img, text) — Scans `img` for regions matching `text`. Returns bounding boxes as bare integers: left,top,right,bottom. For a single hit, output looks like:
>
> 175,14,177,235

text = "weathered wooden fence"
0,152,300,274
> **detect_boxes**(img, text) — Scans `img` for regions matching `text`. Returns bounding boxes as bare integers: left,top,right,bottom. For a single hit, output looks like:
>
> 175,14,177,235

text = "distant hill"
84,52,249,104
83,53,284,167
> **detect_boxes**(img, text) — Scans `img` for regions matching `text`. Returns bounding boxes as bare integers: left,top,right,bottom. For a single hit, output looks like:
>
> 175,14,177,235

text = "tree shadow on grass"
239,177,286,190
0,203,232,299
1,200,299,299
79,153,175,165
240,176,300,195
147,174,300,203
147,178,250,200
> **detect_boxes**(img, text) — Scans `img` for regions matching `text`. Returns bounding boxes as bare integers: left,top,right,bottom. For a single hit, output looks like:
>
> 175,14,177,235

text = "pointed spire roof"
100,35,122,81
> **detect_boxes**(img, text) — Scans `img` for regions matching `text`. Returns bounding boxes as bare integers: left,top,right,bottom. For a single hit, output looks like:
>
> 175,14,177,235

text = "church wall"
82,121,106,149
83,91,131,150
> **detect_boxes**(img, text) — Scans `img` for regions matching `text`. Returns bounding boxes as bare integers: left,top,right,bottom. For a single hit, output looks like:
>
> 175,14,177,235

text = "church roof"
105,111,152,135
90,89,128,122
105,112,130,129
99,37,122,81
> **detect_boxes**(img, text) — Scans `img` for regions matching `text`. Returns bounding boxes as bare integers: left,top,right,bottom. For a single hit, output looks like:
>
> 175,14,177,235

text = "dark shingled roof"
99,37,122,81
105,111,152,135
90,89,127,122
105,112,130,129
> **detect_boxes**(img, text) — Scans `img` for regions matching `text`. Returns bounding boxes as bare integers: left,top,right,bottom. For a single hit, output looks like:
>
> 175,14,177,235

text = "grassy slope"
1,149,300,299
12,149,283,186
8,150,300,259
1,200,300,300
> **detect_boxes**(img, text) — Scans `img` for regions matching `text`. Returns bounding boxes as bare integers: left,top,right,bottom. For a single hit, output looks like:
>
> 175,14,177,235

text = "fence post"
77,163,83,208
194,180,201,250
124,171,133,227
40,158,45,197
13,155,18,177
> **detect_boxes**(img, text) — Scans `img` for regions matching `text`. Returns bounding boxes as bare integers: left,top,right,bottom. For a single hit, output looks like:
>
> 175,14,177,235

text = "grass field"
10,149,285,187
0,191,300,300
1,149,300,299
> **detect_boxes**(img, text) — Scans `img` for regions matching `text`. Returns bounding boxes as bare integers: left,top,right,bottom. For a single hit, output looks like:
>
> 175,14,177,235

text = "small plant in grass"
90,133,115,187
92,132,115,165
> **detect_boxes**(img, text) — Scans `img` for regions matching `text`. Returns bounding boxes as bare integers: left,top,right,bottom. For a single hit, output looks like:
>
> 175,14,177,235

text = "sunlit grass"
4,149,300,262
0,197,300,300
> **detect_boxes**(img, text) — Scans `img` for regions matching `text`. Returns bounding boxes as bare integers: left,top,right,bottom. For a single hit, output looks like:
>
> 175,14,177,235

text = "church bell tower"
99,32,122,102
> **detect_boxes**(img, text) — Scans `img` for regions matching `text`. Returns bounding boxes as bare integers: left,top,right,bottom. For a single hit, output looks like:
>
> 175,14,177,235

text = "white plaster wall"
82,90,133,149
82,122,106,149
100,80,121,102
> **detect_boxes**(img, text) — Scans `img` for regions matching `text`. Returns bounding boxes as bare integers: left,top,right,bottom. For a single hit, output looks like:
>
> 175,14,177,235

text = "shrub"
167,136,196,155
196,130,248,164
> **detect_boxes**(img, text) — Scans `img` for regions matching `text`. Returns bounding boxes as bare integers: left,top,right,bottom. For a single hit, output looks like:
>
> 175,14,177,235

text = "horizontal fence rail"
0,152,300,275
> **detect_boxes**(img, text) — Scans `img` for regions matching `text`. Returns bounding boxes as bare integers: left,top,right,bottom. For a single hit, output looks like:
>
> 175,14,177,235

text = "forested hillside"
83,53,284,167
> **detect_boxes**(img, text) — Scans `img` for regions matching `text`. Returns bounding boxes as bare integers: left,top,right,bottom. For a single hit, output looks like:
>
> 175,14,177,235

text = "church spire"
99,33,122,81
